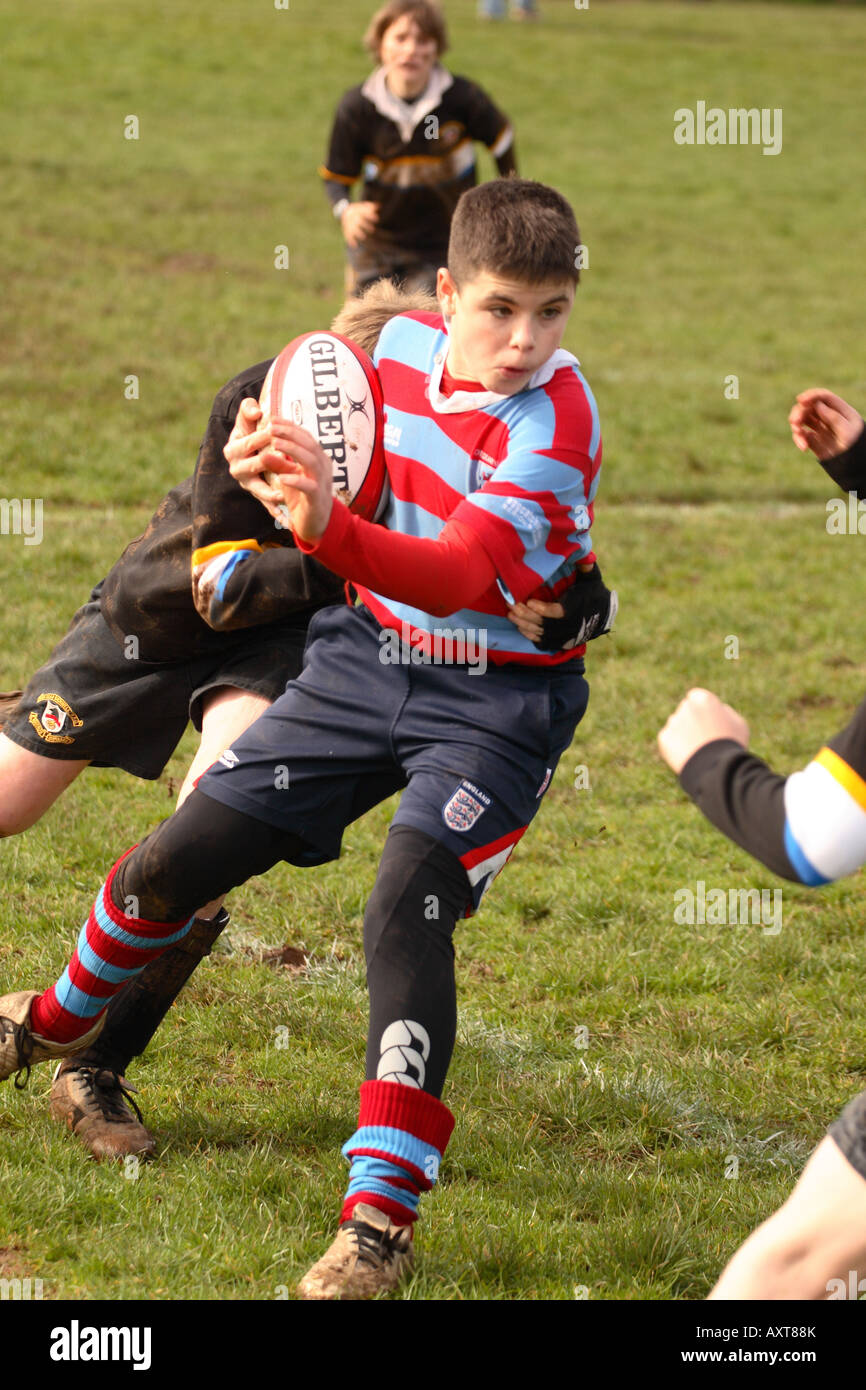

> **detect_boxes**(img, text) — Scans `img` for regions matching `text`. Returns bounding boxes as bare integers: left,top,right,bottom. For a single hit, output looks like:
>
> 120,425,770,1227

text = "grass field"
2,0,866,1303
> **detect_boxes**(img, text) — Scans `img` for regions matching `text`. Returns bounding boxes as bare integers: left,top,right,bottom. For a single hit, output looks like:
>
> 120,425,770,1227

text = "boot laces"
0,1015,35,1090
345,1215,408,1269
62,1063,145,1124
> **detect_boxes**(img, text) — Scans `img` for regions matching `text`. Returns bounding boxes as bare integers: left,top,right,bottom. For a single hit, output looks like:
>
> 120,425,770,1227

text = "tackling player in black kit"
0,286,425,1158
659,388,866,1299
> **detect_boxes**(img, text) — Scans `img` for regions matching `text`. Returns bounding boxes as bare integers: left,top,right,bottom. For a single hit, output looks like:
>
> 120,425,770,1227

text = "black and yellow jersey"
321,66,514,260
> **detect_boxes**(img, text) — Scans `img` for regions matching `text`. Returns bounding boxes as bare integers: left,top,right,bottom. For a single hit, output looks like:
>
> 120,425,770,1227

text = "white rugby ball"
258,330,388,524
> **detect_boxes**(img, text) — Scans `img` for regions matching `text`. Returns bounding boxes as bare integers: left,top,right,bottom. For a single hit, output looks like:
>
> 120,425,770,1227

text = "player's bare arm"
657,688,750,775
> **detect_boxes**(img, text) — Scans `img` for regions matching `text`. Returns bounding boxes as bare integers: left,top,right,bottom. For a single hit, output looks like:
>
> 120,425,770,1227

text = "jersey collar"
362,65,454,142
427,343,580,414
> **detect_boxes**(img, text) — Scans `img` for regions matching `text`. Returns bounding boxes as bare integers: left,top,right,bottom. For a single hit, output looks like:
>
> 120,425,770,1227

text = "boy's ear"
436,267,459,318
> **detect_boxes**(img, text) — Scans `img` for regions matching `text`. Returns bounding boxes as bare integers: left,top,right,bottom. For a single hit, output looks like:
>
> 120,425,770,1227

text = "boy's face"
380,16,438,100
437,268,575,397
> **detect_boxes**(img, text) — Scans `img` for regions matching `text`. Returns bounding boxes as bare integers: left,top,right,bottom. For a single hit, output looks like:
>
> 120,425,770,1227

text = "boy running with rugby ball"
0,180,611,1299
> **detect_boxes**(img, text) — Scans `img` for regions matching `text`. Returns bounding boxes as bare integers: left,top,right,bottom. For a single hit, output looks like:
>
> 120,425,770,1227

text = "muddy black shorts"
3,584,317,779
829,1089,866,1181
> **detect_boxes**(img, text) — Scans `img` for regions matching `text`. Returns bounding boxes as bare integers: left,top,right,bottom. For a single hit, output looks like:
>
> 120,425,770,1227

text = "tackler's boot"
49,909,230,1159
0,991,105,1086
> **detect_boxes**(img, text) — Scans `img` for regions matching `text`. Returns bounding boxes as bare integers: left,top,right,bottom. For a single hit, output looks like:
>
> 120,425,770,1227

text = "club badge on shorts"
28,691,83,745
442,779,491,833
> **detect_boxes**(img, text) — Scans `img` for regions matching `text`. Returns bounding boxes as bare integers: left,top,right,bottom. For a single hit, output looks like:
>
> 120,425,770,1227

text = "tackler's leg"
49,686,273,1159
1,791,297,1090
0,734,91,838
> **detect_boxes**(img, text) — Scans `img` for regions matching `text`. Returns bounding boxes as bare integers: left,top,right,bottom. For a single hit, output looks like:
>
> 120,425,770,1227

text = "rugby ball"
258,331,388,523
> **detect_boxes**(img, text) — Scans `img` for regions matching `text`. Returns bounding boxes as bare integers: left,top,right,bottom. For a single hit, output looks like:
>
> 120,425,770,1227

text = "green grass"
2,0,866,1301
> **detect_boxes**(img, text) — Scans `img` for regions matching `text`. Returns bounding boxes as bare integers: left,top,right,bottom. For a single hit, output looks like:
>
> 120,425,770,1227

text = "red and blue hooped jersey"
358,311,603,667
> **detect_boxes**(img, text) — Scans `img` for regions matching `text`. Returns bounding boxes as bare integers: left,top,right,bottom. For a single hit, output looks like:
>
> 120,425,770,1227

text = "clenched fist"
658,688,750,775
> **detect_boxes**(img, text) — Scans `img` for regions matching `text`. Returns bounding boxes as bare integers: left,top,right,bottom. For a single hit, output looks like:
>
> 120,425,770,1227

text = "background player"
0,180,610,1300
321,0,516,295
658,388,866,1299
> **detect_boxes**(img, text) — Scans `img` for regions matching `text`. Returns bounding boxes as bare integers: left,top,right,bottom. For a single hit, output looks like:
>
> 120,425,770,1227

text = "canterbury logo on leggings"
377,1020,431,1089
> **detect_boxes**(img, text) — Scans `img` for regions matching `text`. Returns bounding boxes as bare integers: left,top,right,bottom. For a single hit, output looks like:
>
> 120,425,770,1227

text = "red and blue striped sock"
341,1079,455,1227
29,853,195,1044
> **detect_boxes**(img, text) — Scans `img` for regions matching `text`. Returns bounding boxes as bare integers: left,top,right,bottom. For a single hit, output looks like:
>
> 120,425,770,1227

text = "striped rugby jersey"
358,310,602,666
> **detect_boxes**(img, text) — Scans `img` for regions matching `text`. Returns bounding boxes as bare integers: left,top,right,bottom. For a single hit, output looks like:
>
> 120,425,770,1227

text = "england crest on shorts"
442,780,491,833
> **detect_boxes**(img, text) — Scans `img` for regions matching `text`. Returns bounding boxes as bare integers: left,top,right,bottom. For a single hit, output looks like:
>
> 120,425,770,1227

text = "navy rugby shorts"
199,604,589,912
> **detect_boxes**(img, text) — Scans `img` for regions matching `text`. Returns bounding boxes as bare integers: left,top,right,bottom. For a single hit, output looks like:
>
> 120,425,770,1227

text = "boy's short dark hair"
448,179,581,290
364,1,449,59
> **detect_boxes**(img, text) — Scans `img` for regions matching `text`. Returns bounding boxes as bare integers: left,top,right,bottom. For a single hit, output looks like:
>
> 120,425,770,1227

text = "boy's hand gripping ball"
258,331,388,524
